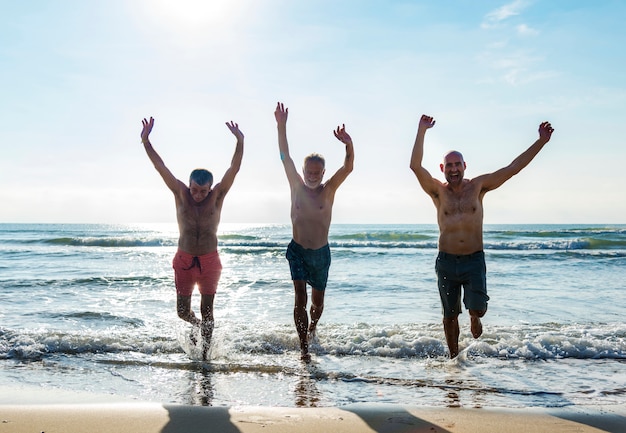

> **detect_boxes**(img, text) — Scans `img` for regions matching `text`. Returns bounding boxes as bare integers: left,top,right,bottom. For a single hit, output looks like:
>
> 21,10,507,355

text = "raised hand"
538,121,554,143
419,114,436,131
225,121,244,141
274,102,288,125
141,117,154,143
333,124,352,145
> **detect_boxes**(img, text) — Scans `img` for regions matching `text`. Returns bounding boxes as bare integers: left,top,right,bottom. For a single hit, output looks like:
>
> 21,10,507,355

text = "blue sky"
1,0,624,224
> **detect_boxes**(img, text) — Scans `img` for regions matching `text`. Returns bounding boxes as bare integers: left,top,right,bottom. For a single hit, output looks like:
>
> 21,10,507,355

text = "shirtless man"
140,116,244,359
274,102,354,362
410,114,554,358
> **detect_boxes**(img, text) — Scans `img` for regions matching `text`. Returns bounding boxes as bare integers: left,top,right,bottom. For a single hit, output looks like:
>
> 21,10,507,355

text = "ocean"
1,223,625,409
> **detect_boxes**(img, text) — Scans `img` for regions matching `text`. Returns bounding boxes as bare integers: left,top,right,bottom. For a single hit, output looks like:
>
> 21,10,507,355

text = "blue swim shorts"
285,240,331,291
435,251,489,318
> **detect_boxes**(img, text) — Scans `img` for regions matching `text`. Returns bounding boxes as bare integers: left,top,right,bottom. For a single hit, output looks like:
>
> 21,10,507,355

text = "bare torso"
434,179,485,255
175,190,221,256
290,184,334,250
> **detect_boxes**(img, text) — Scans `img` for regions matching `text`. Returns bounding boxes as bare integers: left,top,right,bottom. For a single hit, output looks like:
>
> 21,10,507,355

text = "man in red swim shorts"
172,250,223,297
141,116,244,359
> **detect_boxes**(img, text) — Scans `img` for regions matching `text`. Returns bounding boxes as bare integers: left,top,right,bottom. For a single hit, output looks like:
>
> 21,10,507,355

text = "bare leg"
200,294,215,360
293,280,310,362
469,309,486,339
177,295,201,346
177,295,201,326
308,288,325,339
443,315,460,358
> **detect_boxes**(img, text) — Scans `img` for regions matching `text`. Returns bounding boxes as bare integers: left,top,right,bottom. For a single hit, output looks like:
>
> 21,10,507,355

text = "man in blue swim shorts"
436,250,489,321
275,102,354,362
411,113,554,358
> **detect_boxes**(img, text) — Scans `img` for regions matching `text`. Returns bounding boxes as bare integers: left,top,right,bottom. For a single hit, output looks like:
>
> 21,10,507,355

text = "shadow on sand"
342,403,453,433
161,405,240,433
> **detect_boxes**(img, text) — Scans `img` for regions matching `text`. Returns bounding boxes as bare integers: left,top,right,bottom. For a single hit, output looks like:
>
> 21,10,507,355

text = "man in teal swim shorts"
274,101,354,362
286,240,331,292
410,114,554,358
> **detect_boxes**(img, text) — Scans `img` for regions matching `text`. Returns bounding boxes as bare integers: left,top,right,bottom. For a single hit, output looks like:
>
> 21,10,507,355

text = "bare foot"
200,322,213,360
470,316,483,339
202,344,210,361
189,326,198,345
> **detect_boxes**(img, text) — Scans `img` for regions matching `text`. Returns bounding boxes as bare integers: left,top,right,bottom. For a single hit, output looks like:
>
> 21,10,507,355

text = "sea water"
1,223,625,408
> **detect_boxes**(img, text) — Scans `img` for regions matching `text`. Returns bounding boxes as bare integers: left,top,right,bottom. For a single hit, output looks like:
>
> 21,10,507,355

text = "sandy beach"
2,401,626,433
1,387,625,433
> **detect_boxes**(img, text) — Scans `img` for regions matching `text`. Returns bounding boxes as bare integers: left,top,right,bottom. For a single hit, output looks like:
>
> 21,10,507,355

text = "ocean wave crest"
3,224,625,251
3,323,625,362
42,237,177,247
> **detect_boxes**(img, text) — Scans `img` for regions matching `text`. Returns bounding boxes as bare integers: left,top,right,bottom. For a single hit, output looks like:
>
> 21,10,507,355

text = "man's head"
189,169,213,203
440,151,466,185
302,153,326,189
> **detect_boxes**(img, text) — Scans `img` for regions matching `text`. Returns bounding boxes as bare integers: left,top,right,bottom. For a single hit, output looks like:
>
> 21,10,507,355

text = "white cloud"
516,23,539,36
482,0,529,28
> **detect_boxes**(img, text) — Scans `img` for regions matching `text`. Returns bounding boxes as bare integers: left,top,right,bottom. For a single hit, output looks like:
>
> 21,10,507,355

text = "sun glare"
150,0,244,32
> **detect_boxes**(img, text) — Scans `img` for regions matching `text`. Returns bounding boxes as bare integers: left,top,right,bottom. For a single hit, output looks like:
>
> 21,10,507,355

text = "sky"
1,0,624,225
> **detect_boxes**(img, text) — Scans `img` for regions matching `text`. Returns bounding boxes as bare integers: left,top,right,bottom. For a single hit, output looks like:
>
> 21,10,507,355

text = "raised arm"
274,102,302,187
410,114,440,196
325,124,354,190
213,121,244,199
141,117,185,194
478,121,554,192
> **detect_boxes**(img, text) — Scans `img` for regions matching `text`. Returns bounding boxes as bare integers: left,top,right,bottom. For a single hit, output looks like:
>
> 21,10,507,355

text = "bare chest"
178,201,218,223
176,193,220,228
293,187,329,214
439,185,482,218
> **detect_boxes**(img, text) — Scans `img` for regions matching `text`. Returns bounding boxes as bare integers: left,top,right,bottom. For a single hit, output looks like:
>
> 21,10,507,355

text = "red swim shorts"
172,249,222,296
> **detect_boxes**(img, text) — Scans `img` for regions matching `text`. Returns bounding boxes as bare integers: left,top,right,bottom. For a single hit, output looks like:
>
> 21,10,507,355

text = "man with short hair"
140,116,244,359
410,114,554,358
274,102,354,362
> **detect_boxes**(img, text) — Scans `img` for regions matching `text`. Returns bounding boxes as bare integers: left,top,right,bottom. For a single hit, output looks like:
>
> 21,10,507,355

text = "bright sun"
149,0,244,32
